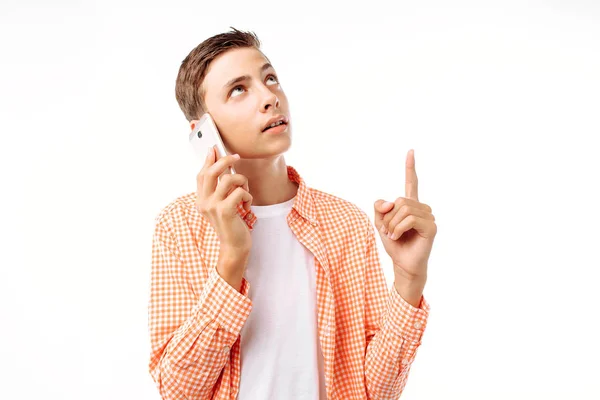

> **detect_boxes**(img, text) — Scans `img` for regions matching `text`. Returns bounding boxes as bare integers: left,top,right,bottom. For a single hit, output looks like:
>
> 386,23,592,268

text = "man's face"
195,47,291,159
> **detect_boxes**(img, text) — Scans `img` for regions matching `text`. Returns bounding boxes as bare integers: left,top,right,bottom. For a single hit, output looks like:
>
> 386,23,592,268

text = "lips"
262,115,289,132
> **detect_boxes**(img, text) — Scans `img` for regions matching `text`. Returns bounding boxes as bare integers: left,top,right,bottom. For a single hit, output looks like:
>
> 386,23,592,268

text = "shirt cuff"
197,267,253,337
236,202,257,231
384,285,431,343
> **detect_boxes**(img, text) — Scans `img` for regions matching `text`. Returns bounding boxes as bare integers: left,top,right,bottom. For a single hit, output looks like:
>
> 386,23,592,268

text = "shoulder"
153,191,204,232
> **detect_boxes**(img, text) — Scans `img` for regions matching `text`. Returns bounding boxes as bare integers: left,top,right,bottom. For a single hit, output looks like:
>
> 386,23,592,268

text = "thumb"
373,199,394,227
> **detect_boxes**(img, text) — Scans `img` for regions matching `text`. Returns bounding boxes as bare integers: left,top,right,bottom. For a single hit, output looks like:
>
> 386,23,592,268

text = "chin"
250,135,292,159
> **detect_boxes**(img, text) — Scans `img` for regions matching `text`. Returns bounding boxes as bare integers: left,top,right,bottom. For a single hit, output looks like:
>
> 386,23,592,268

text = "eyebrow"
222,63,274,91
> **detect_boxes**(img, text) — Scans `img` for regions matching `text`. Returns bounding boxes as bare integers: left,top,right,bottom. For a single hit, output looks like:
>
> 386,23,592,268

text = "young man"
148,28,437,400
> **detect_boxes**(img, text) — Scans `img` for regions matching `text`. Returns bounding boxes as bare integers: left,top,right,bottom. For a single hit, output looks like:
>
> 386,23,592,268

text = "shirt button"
245,212,254,220
414,321,422,330
401,358,410,365
223,345,231,353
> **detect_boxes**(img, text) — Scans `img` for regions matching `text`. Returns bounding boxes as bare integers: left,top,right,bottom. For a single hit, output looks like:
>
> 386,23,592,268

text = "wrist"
217,249,249,292
219,246,250,262
393,273,427,309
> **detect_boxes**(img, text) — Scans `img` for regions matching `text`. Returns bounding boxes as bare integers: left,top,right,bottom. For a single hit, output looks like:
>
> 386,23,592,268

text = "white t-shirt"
237,196,327,400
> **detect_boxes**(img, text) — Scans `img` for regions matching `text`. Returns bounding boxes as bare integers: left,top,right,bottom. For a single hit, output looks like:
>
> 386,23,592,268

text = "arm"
148,217,252,399
363,222,430,400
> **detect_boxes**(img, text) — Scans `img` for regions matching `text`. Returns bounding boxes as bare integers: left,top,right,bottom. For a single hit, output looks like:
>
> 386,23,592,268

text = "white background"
1,0,599,399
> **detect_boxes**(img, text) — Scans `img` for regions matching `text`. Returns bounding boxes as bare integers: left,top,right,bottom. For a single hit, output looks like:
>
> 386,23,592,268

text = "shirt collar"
287,165,319,226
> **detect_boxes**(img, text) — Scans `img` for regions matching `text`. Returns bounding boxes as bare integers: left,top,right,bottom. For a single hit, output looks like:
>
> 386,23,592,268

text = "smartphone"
189,113,236,175
190,113,255,228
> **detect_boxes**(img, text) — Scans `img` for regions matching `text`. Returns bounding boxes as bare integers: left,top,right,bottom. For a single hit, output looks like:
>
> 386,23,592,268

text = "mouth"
262,116,289,132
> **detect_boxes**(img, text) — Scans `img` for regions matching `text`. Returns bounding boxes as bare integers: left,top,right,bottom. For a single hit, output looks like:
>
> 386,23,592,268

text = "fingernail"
383,201,393,208
388,233,395,240
233,154,240,159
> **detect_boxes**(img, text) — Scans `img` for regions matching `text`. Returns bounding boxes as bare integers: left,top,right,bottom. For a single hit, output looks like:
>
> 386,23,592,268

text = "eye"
266,74,279,85
230,85,245,98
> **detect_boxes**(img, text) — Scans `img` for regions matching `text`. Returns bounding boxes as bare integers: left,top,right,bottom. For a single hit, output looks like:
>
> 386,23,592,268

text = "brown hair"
175,27,262,122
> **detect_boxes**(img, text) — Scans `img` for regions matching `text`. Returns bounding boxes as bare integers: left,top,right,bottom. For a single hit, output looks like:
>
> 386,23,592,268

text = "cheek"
216,101,251,127
232,102,258,132
216,104,256,141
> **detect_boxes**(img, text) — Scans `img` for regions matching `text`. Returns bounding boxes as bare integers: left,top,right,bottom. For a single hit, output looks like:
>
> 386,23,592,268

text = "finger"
380,199,408,234
212,146,232,178
241,179,251,212
373,199,395,229
204,146,215,167
197,146,215,194
390,215,433,241
203,153,240,198
214,173,248,201
387,197,432,219
222,187,253,216
405,149,419,201
381,197,431,233
386,207,433,240
209,153,240,176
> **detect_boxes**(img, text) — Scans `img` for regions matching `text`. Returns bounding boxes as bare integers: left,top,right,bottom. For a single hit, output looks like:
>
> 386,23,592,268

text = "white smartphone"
189,113,236,175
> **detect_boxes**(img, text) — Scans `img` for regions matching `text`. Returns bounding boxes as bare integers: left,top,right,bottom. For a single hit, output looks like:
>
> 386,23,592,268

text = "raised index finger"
405,149,419,201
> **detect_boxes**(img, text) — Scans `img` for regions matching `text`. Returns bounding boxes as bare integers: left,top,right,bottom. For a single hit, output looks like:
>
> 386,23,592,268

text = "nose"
259,84,279,112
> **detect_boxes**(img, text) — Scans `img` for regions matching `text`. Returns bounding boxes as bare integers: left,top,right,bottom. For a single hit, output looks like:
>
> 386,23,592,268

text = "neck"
233,154,298,206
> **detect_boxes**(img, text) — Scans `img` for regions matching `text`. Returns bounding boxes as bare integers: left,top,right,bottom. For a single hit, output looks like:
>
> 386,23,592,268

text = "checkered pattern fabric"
148,165,430,399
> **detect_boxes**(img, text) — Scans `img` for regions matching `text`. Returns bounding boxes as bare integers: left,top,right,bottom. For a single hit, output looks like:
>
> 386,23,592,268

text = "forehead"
202,47,270,95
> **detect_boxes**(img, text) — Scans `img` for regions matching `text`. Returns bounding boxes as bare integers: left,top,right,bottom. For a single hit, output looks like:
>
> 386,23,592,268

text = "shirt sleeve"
148,216,253,399
362,220,430,400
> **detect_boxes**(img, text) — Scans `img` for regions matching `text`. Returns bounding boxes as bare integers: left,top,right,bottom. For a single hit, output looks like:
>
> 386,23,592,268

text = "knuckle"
206,168,218,178
204,204,215,215
204,199,216,211
224,155,237,165
382,215,391,227
195,200,208,214
220,173,232,184
231,173,243,184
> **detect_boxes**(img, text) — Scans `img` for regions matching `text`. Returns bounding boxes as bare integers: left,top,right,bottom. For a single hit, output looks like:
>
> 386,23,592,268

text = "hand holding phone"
192,113,254,260
196,146,253,266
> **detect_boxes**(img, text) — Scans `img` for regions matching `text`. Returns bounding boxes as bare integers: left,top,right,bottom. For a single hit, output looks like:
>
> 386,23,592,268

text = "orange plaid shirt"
148,165,430,400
